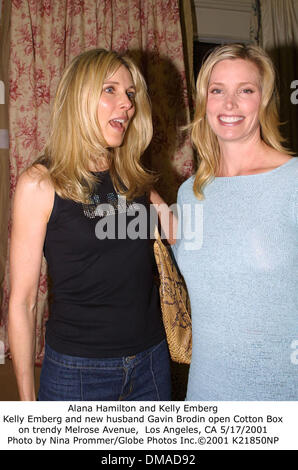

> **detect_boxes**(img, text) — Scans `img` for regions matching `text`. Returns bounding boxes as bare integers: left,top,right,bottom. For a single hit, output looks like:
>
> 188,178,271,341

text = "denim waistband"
44,340,166,370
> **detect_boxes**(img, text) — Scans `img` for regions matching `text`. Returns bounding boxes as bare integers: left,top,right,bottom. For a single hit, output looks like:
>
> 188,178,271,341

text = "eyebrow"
209,81,259,87
103,80,136,89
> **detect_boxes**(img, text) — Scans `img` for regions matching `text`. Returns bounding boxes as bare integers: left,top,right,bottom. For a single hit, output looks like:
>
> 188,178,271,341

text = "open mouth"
109,118,126,132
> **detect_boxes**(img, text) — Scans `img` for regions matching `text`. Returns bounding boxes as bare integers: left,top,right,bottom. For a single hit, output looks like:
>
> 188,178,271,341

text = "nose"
224,93,238,110
120,92,134,110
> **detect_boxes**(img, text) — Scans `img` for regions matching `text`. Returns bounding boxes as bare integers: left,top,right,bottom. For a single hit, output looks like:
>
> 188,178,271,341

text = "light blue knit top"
172,157,298,400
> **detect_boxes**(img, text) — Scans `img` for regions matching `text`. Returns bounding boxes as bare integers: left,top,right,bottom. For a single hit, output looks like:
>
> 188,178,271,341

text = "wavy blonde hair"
34,49,155,202
191,43,290,199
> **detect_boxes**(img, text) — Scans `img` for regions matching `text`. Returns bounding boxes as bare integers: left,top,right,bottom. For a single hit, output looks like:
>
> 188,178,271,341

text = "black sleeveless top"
44,171,165,358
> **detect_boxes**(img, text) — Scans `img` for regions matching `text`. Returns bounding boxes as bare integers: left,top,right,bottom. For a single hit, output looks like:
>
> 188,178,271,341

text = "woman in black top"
8,49,171,401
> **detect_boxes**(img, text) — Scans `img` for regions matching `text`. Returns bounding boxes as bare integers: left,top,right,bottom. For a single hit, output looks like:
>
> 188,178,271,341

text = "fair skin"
97,65,136,151
90,64,136,171
8,65,137,400
99,66,176,242
8,167,54,400
206,58,291,176
152,59,292,244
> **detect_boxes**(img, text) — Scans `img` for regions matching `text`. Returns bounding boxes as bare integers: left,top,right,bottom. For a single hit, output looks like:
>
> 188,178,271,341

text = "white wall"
194,0,252,43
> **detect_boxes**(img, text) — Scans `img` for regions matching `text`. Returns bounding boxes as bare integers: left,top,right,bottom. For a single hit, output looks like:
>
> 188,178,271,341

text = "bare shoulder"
14,165,55,222
17,163,51,186
16,164,54,193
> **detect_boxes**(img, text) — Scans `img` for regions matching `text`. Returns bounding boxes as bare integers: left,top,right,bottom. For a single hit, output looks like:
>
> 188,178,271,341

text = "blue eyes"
209,88,254,95
104,87,135,100
127,91,136,100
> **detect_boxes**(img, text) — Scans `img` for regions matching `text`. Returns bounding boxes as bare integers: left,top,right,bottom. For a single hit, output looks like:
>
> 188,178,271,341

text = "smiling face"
97,64,136,148
206,58,262,145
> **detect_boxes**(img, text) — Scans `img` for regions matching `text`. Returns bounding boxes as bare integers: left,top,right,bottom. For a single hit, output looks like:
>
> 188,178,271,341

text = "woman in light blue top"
173,44,298,400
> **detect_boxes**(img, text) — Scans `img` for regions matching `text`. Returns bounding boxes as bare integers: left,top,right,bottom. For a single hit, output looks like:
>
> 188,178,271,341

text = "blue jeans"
38,340,171,401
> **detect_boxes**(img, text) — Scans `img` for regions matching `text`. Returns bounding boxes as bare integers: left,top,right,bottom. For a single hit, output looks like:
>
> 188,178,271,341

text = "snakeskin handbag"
153,228,192,364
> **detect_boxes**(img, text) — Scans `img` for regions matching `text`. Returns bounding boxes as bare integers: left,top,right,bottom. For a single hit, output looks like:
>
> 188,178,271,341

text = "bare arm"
8,167,54,400
149,189,177,245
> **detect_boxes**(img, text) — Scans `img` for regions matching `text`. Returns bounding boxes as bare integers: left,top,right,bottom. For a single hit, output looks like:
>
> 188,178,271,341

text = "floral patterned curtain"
1,0,194,363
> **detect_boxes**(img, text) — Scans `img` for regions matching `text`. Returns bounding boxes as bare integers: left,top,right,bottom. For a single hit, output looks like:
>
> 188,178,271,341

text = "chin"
214,127,246,140
106,138,125,148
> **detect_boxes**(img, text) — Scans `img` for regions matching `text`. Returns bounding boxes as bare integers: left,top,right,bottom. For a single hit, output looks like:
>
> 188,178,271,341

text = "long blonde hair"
34,49,155,202
191,43,290,199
